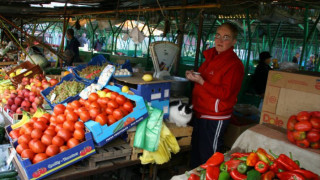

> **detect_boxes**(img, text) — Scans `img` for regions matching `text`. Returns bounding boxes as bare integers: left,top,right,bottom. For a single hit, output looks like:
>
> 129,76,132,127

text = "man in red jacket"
186,22,244,168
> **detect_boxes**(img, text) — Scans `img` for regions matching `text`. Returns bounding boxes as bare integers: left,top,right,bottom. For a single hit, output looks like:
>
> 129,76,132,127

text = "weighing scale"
150,41,179,79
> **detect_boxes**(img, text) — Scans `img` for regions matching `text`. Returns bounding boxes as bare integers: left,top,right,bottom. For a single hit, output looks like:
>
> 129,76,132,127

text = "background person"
252,51,272,97
65,29,80,66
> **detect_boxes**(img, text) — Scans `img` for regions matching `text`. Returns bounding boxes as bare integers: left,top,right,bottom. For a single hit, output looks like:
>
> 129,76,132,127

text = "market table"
232,124,320,174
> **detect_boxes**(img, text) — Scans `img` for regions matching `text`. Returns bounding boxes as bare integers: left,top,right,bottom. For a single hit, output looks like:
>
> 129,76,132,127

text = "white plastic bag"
129,27,145,44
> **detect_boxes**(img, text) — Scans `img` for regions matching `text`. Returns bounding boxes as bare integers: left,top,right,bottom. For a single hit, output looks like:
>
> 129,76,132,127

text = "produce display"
9,107,87,164
77,63,109,80
287,111,320,149
114,69,132,77
187,148,319,180
0,79,16,104
46,80,85,104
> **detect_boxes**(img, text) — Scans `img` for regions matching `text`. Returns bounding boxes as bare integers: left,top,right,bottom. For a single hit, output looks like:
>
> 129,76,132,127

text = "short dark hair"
67,29,74,37
218,22,239,39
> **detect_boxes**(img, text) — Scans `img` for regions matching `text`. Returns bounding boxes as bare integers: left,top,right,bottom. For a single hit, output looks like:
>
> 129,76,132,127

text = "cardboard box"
260,70,320,129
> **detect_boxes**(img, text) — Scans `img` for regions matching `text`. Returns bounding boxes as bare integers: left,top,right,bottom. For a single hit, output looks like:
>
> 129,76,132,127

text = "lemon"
106,92,111,98
97,90,107,97
122,86,129,93
9,86,15,90
16,69,22,75
142,74,153,82
9,72,16,78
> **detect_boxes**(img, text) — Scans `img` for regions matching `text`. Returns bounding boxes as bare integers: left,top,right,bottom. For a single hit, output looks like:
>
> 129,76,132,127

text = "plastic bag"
0,144,14,171
129,27,145,44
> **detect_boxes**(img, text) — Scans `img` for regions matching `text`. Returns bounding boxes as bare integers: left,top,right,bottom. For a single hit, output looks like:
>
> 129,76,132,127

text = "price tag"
50,93,56,102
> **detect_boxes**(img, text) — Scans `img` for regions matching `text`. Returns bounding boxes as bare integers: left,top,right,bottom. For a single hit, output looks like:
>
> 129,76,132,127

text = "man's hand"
185,70,204,85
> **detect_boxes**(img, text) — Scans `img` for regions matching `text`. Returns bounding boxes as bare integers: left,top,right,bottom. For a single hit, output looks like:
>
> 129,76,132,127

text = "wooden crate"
127,131,143,160
165,122,193,147
88,139,132,168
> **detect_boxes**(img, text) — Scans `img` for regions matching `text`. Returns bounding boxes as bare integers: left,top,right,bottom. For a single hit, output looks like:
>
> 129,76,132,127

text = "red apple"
29,91,36,97
16,107,23,114
31,85,37,93
35,80,42,87
42,81,50,89
34,97,43,105
7,98,14,106
49,79,59,86
17,90,24,97
11,104,18,112
21,106,30,112
23,90,30,98
30,107,35,113
21,100,31,108
14,96,23,106
29,95,36,102
32,102,38,110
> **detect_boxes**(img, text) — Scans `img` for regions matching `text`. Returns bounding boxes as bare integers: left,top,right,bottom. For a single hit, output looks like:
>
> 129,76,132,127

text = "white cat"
168,100,193,127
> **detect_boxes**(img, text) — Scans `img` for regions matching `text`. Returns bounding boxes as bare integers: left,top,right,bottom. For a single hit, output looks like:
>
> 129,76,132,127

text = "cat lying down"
168,100,193,127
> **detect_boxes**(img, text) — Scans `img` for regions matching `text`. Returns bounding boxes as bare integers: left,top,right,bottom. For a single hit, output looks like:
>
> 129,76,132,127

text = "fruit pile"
0,79,15,104
78,63,109,80
46,80,85,104
187,148,319,180
67,89,135,126
9,108,87,164
287,111,320,149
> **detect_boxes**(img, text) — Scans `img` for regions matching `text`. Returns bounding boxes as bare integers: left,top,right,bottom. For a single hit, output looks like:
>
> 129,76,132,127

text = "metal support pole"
200,18,217,64
194,8,204,71
244,9,252,75
270,22,282,54
300,6,309,69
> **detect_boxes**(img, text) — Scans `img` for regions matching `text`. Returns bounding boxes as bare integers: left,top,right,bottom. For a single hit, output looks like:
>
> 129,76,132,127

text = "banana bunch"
32,108,47,118
12,111,31,129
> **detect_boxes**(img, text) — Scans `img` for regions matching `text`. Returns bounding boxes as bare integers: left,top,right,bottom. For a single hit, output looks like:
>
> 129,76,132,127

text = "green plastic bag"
134,104,163,152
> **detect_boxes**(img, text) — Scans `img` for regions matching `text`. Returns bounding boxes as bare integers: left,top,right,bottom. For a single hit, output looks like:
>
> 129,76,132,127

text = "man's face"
214,26,237,54
66,34,72,40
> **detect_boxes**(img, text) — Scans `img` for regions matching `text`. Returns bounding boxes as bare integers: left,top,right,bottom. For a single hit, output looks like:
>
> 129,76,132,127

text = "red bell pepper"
206,166,220,180
246,152,259,166
276,154,300,171
269,161,285,173
287,115,297,131
255,161,269,173
200,152,224,169
277,171,305,180
292,169,319,180
231,152,250,158
188,173,200,180
230,169,247,180
261,171,275,180
225,159,242,172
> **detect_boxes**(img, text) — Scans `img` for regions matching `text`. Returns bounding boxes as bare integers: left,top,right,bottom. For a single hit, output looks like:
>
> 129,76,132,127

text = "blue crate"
41,73,89,109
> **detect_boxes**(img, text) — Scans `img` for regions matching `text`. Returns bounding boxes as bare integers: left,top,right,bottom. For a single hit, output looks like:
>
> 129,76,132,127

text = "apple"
21,100,31,108
14,96,23,106
29,91,36,96
7,98,14,106
29,95,36,102
17,90,24,97
23,89,30,98
35,79,42,87
10,93,17,99
11,104,18,112
42,81,50,89
21,106,30,112
32,102,38,110
16,108,23,114
34,97,43,105
31,85,37,93
4,104,10,111
49,79,59,86
22,77,30,83
30,107,35,113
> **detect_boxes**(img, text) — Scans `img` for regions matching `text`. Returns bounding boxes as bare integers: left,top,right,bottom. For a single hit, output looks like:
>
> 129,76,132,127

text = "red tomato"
59,145,69,153
74,121,85,130
31,140,46,153
46,145,59,157
41,134,53,146
115,95,126,105
33,153,48,164
71,100,81,109
30,117,38,123
66,103,73,111
119,106,129,116
21,149,35,160
77,107,87,115
67,138,80,148
31,129,43,139
88,93,99,102
84,100,91,109
18,134,32,144
311,111,320,118
90,101,101,109
105,107,114,115
38,117,49,125
57,114,66,124
50,116,57,124
66,112,79,122
73,129,85,140
64,108,74,116
97,97,109,108
63,120,75,132
42,113,51,121
113,109,124,120
294,121,312,132
33,121,47,131
89,108,101,119
296,139,310,148
123,101,134,112
79,110,90,122
310,117,320,129
55,124,63,133
103,88,111,93
54,104,66,115
52,136,65,147
79,98,86,105
95,114,108,126
47,125,56,130
44,129,56,137
21,123,33,135
16,143,29,154
107,100,119,109
28,139,37,149
9,129,20,139
108,115,116,125
110,92,119,100
57,129,72,142
307,131,320,142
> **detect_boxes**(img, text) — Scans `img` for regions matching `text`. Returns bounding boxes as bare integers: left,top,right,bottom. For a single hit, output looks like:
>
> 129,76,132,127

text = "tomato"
57,114,66,124
66,103,73,111
64,108,74,116
110,92,119,100
95,114,108,126
66,112,79,122
33,121,47,131
31,129,43,139
54,104,66,115
21,149,35,160
293,131,306,141
18,134,32,144
9,129,20,139
310,142,320,149
73,129,85,140
297,111,310,121
88,93,99,102
311,111,320,118
89,108,101,119
41,134,53,146
79,98,86,105
103,88,111,93
294,121,312,131
57,129,72,142
49,115,57,124
28,139,37,149
108,100,119,109
71,100,82,109
67,138,80,148
30,117,38,123
287,131,295,143
63,120,75,132
123,101,134,112
42,113,51,121
105,107,114,115
52,136,65,147
16,143,29,154
108,115,116,125
310,117,320,129
38,117,49,125
33,153,48,164
119,107,129,116
31,140,46,153
44,129,56,137
55,123,63,133
84,100,91,109
59,145,69,153
46,145,59,157
296,139,310,148
115,95,126,105
74,121,85,130
79,110,90,122
307,131,320,142
21,123,33,135
113,109,124,120
97,97,109,108
77,107,87,115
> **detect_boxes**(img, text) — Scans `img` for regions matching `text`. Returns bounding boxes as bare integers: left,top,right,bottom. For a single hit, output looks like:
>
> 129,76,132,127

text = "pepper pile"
287,111,320,149
187,148,319,180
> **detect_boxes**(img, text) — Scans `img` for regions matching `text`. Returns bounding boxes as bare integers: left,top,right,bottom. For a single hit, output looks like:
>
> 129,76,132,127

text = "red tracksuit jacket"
192,47,244,120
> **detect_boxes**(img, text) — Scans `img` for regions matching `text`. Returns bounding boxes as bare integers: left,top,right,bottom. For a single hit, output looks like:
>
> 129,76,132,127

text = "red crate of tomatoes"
287,111,320,149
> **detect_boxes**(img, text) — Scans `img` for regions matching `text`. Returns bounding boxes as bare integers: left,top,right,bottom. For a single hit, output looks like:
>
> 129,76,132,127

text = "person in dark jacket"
252,51,272,97
65,29,80,66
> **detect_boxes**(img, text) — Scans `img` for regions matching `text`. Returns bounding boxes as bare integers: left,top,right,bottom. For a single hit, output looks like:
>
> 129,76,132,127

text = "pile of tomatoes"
9,110,86,164
72,89,135,126
287,111,320,149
